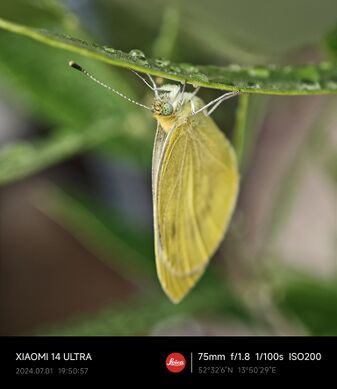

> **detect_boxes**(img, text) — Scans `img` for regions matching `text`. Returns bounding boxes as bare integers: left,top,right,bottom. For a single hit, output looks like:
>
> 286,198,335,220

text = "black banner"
1,336,336,382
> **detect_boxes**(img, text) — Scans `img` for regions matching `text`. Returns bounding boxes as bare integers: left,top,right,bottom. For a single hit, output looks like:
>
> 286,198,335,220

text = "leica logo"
165,353,186,373
167,358,184,366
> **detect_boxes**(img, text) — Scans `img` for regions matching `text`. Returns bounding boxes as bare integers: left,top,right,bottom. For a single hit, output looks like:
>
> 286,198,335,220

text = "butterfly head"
152,84,182,116
152,100,174,117
152,84,185,131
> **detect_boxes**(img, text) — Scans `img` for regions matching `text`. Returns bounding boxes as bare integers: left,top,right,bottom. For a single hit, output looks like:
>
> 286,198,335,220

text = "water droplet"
180,63,198,73
155,58,170,67
103,46,116,54
247,67,269,78
193,73,209,83
169,65,182,73
129,49,146,60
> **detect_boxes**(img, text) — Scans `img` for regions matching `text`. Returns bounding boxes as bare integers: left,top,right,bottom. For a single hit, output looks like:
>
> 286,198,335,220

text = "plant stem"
233,94,249,167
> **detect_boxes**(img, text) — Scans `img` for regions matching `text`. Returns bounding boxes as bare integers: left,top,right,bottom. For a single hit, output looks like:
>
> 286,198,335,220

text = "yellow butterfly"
69,62,239,303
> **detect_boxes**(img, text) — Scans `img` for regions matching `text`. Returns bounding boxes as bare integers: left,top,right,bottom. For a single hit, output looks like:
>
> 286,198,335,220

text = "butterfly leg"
190,99,196,115
191,86,200,98
192,91,240,116
206,92,239,116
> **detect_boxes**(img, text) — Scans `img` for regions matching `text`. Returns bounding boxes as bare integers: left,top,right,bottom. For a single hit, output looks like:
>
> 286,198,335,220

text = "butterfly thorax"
152,84,204,133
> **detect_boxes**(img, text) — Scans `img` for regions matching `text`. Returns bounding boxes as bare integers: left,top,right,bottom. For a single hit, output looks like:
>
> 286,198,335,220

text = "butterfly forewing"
152,124,203,302
152,113,239,303
151,122,167,194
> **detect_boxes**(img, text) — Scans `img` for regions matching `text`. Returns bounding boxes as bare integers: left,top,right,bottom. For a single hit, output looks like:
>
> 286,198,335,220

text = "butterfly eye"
161,102,174,116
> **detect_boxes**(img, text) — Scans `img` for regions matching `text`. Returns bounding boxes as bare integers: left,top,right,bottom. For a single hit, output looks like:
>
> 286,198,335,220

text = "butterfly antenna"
69,61,151,110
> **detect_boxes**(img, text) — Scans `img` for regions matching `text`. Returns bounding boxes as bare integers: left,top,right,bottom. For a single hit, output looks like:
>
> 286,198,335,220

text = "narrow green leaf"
0,117,120,186
36,185,155,279
152,5,180,59
1,17,337,95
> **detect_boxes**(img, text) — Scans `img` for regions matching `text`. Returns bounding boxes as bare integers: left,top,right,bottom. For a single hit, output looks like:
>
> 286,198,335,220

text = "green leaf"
1,17,337,95
152,5,180,59
35,185,155,281
0,117,124,186
276,275,337,335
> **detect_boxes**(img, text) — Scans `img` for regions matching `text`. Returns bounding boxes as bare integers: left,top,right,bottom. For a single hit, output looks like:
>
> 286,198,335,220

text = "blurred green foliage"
325,25,337,60
41,283,252,336
276,274,337,335
0,0,336,336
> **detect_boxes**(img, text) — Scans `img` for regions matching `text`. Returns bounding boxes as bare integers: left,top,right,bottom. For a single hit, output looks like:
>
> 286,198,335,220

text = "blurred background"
0,0,336,336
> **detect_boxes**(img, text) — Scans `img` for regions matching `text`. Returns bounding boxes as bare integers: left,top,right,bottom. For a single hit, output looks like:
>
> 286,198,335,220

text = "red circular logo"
165,352,186,373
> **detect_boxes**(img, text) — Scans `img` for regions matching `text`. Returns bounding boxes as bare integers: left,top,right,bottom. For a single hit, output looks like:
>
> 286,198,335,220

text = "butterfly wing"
152,123,205,303
152,115,239,303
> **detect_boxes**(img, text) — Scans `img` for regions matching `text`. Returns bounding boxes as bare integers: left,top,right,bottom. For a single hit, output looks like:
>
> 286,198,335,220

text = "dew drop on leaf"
180,63,198,73
169,65,182,73
155,58,170,67
193,73,209,82
103,46,116,54
129,49,146,60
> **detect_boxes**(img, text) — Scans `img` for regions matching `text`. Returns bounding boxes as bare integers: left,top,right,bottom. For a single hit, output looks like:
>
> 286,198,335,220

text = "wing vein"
188,128,230,170
189,139,209,260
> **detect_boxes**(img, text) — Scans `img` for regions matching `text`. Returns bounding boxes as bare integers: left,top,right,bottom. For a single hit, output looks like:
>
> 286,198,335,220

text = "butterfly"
69,61,239,303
